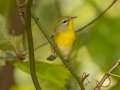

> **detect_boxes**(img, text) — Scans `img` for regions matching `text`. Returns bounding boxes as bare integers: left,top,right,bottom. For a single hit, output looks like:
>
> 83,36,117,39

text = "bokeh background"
0,0,120,90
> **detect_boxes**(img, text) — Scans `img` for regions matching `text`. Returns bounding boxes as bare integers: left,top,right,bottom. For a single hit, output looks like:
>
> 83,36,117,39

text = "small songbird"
47,16,77,60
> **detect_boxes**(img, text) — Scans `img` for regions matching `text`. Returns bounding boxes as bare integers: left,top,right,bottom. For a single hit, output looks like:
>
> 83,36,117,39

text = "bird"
47,16,77,61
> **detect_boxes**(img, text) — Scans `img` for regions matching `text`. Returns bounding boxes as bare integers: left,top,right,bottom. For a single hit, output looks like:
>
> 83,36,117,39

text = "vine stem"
94,59,120,90
25,0,41,90
32,15,85,90
76,0,118,32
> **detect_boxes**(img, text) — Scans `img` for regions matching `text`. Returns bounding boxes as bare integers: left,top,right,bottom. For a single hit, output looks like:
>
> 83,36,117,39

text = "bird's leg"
47,35,57,61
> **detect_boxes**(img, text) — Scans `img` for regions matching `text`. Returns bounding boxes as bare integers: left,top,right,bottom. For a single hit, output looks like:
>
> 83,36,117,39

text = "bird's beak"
70,16,77,20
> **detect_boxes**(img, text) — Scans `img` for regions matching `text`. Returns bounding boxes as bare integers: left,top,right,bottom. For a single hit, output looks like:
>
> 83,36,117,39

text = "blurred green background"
0,0,120,90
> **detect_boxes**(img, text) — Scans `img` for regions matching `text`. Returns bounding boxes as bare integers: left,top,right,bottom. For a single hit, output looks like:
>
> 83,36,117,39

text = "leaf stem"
25,0,41,90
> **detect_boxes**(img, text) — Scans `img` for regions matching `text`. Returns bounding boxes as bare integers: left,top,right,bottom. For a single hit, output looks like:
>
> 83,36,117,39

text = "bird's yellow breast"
54,30,75,48
53,17,76,58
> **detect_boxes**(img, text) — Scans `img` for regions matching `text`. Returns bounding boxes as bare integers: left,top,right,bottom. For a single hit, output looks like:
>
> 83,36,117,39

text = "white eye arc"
63,20,68,23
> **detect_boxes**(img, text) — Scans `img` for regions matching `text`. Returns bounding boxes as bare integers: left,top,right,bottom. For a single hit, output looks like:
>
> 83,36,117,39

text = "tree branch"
25,0,42,90
76,0,118,32
94,59,120,90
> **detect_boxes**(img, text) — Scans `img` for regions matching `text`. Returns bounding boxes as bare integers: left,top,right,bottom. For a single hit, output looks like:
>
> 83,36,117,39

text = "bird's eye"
63,20,68,23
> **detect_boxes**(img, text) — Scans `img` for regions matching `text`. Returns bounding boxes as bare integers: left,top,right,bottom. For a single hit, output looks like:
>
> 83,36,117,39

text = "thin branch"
25,0,41,90
81,73,90,83
33,0,118,51
94,59,120,90
32,15,85,90
76,0,118,32
34,41,49,51
110,73,120,78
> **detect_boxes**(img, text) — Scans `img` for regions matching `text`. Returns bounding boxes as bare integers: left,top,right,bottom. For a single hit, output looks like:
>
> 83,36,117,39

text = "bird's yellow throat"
54,17,76,57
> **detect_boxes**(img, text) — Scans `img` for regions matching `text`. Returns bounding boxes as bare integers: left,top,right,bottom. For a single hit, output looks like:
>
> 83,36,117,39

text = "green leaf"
14,61,70,89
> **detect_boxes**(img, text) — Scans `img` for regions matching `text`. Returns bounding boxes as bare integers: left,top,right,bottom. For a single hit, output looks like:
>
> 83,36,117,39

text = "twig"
110,73,120,78
76,0,118,32
81,72,90,83
94,59,120,90
25,0,41,90
32,15,85,90
34,41,49,51
32,0,118,51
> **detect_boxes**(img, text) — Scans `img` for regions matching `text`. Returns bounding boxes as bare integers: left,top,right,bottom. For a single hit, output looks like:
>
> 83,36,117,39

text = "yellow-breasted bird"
47,16,77,60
